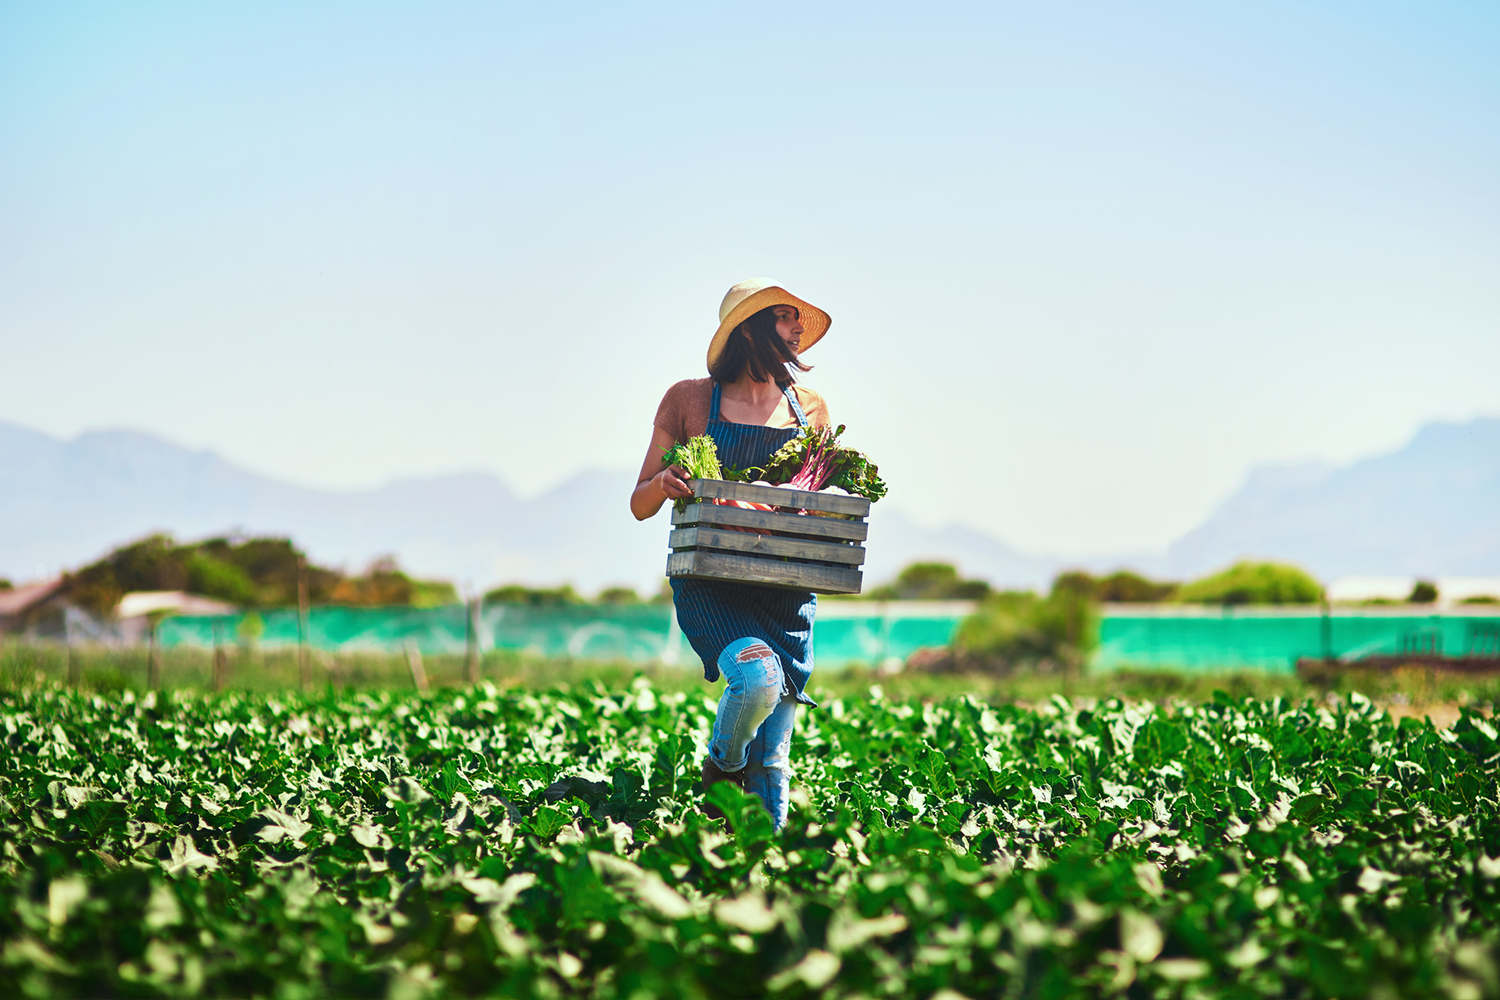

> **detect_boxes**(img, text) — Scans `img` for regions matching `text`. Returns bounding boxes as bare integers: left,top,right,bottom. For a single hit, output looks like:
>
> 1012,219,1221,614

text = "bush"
1032,569,1177,604
327,559,459,607
866,562,991,601
61,535,456,612
184,552,259,605
1408,580,1438,604
1093,570,1177,602
410,580,461,607
936,574,1100,674
483,584,584,606
1175,561,1323,605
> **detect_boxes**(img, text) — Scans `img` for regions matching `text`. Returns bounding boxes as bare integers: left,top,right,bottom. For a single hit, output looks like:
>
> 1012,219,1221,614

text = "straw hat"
707,277,831,370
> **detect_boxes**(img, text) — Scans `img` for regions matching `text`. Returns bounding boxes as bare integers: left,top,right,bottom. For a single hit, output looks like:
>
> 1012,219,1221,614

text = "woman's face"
769,305,804,354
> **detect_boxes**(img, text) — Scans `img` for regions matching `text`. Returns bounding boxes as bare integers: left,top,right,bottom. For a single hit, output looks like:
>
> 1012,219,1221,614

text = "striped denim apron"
670,380,818,706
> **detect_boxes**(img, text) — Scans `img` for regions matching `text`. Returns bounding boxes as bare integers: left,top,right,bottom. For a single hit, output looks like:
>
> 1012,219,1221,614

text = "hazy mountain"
0,420,659,592
1167,417,1500,578
0,419,1056,593
3,415,1495,593
861,509,1058,590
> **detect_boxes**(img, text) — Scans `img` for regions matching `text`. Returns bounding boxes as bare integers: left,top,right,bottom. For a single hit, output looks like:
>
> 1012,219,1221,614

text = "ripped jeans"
707,637,798,830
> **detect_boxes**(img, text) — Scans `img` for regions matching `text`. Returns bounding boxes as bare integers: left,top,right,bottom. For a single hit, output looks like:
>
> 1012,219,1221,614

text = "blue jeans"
708,637,798,830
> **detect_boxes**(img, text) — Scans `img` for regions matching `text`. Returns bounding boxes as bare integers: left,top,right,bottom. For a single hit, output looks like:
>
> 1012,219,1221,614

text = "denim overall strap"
783,383,808,427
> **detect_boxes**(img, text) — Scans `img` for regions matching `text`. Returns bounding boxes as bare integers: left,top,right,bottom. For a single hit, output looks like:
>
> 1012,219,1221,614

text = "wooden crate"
665,479,871,595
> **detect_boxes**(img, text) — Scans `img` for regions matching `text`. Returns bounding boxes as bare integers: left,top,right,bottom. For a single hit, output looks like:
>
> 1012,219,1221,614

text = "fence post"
662,603,681,666
466,594,482,685
147,619,161,690
213,620,228,692
405,640,430,693
297,557,311,690
64,611,79,688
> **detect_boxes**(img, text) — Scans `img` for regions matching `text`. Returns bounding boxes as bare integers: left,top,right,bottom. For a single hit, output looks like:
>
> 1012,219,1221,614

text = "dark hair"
709,305,813,386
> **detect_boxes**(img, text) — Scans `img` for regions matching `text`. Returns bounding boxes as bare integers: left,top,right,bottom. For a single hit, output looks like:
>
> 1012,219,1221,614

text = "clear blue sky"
2,1,1496,557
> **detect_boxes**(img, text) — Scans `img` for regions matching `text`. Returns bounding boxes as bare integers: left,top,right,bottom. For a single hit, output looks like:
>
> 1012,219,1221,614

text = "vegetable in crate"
757,423,887,503
661,434,774,518
659,434,723,482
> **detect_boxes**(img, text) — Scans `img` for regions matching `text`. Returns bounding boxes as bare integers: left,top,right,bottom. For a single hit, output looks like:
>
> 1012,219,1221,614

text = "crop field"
2,673,1499,998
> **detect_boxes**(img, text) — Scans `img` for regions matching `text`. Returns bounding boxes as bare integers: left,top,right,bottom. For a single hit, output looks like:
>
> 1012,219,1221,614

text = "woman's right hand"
633,426,701,520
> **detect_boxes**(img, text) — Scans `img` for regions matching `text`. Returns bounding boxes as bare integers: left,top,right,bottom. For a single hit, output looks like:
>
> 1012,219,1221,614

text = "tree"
1175,561,1322,605
866,562,992,601
597,587,642,605
483,584,583,606
1040,569,1176,603
1408,580,1438,604
184,552,258,605
1093,570,1177,602
61,534,457,613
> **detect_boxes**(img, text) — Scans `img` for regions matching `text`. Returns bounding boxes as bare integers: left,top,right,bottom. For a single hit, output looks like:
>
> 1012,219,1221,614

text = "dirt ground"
1378,701,1467,728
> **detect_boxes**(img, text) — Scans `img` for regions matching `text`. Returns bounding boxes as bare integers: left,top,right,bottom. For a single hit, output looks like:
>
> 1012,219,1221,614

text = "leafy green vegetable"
0,680,1494,998
757,424,888,502
659,434,722,482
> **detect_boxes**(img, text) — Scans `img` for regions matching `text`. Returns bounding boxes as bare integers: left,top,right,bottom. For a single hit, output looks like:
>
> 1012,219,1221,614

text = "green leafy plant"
1,677,1495,998
756,424,888,502
659,435,722,482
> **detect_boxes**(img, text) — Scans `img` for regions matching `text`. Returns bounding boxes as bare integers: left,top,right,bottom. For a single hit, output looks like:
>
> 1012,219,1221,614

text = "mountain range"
1,416,1495,592
1165,417,1500,578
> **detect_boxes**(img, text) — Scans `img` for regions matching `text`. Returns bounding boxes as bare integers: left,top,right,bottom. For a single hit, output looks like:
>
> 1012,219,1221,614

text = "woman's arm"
630,425,695,520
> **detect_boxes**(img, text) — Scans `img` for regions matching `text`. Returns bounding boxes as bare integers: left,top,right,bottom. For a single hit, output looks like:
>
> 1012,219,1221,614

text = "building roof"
116,591,238,618
0,578,64,617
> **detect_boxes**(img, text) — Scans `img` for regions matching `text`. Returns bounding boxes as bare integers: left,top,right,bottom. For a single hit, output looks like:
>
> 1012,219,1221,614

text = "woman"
630,277,833,831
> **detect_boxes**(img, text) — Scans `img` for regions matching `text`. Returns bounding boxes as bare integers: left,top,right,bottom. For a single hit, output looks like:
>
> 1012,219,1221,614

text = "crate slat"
669,525,866,566
672,502,869,542
690,478,871,517
667,550,864,594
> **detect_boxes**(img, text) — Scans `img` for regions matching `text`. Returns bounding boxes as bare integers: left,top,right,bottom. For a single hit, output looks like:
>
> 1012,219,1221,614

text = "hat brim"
706,286,831,372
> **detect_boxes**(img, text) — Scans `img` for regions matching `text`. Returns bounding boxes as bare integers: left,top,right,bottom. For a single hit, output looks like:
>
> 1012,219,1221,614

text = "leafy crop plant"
1,681,1497,998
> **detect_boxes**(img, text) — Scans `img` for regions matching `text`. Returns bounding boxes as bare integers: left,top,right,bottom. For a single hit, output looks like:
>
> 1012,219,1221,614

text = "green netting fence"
1095,607,1500,673
156,602,973,669
156,604,1500,672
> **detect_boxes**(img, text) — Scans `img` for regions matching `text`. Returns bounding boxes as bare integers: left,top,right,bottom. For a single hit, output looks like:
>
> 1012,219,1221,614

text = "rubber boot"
701,757,745,820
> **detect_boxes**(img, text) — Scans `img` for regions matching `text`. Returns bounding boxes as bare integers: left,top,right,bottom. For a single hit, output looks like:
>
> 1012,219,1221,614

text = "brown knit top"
652,378,831,446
